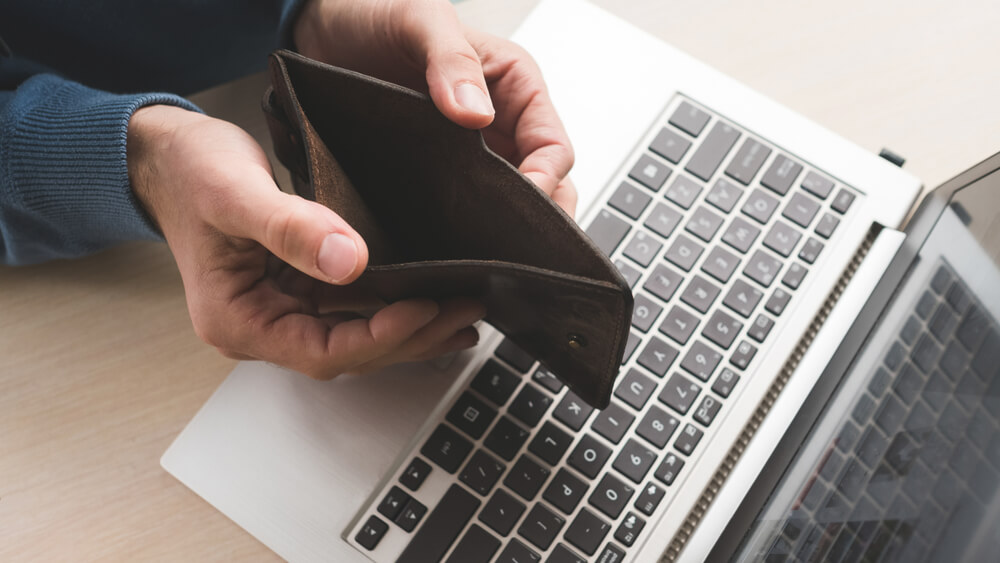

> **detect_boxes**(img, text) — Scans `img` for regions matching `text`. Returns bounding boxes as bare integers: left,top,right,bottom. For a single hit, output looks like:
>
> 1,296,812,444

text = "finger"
214,168,369,285
394,2,495,128
550,177,578,218
413,326,480,362
377,298,485,362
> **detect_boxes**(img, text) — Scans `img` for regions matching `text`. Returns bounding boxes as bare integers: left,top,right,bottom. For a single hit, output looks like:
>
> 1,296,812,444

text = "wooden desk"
2,0,998,559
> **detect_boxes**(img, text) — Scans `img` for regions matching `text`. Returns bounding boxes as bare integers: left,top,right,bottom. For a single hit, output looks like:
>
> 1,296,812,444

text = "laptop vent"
661,224,882,562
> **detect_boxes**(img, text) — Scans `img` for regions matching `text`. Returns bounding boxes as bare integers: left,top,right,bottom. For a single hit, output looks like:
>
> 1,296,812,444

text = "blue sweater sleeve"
0,75,200,264
0,0,306,265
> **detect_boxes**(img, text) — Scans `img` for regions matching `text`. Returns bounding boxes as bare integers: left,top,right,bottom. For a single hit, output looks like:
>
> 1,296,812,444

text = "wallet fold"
262,49,632,409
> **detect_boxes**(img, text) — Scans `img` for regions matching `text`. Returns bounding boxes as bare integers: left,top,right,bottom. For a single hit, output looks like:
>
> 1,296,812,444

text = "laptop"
160,0,1000,561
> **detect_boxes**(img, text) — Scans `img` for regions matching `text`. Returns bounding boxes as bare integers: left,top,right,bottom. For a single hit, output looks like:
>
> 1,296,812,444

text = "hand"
294,0,578,215
128,105,486,378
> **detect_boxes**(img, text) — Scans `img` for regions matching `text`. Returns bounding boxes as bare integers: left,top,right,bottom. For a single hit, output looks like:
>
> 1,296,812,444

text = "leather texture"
262,49,632,409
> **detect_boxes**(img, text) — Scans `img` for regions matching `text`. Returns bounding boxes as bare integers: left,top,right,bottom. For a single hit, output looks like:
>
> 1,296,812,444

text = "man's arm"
0,74,200,264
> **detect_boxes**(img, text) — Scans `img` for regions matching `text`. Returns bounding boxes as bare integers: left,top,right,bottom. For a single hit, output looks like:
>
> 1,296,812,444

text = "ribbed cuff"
0,74,200,264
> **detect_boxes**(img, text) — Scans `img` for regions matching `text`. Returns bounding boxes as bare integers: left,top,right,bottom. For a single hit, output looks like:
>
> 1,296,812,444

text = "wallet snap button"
567,334,587,349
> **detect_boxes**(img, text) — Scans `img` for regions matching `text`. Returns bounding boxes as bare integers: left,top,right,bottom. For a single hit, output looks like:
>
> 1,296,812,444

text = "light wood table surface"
3,0,998,560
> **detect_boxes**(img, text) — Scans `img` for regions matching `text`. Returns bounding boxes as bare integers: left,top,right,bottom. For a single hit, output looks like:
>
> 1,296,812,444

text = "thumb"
224,179,369,285
401,4,495,129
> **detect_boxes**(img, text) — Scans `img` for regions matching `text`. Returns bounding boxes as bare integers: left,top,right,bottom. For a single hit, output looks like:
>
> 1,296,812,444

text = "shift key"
397,484,482,563
685,122,741,181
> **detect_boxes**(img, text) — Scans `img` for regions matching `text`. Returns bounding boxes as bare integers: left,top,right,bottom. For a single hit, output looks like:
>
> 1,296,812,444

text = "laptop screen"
729,165,1000,562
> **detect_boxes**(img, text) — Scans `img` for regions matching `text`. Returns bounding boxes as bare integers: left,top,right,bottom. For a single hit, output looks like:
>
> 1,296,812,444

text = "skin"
127,0,576,380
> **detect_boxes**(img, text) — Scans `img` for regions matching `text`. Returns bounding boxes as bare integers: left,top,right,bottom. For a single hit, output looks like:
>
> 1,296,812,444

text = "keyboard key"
782,262,807,290
589,473,635,519
722,216,761,254
801,171,835,199
659,305,699,345
635,482,666,516
586,209,631,256
681,340,722,381
531,366,563,394
623,230,663,268
831,188,856,214
460,450,506,496
613,439,658,483
654,452,685,485
479,489,526,536
637,405,680,448
631,293,664,333
782,192,820,228
650,127,692,163
946,282,971,314
665,234,704,271
608,181,652,219
622,331,641,364
723,279,763,318
669,101,710,136
614,512,646,547
356,516,388,551
706,177,744,213
496,338,536,373
509,384,553,428
628,153,671,191
614,259,641,289
599,544,627,563
550,544,587,563
484,417,529,462
703,309,743,350
747,313,774,343
396,497,427,532
730,340,757,370
692,395,723,427
685,121,741,181
685,205,724,241
544,468,588,515
471,360,520,406
644,263,683,302
553,392,594,432
742,188,780,224
745,249,782,287
636,335,680,377
680,274,720,314
614,368,656,410
565,509,612,556
568,434,613,479
504,455,550,501
762,220,802,257
529,421,573,466
911,333,942,373
400,458,431,491
643,202,683,238
517,504,565,551
378,485,411,520
702,246,741,283
674,423,704,456
712,368,740,398
496,539,541,563
725,138,771,185
761,155,802,196
447,392,497,439
665,174,704,209
931,265,952,294
422,424,473,473
592,402,635,444
659,372,701,414
765,287,792,316
444,524,500,563
815,212,840,239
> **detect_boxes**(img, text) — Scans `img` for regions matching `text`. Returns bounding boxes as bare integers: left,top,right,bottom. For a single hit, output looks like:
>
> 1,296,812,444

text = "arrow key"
377,485,411,521
395,497,427,532
355,515,388,551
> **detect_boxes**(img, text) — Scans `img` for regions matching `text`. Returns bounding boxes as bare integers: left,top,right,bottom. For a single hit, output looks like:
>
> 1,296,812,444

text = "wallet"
262,50,632,409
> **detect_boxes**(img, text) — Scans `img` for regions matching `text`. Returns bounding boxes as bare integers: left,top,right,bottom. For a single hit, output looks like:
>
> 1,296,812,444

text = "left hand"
294,0,578,215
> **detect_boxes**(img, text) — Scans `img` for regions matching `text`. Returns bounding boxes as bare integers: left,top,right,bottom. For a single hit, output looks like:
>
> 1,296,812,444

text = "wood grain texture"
2,0,998,560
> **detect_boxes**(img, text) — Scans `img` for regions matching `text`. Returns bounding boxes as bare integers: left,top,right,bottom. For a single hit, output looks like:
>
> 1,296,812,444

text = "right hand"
127,104,486,378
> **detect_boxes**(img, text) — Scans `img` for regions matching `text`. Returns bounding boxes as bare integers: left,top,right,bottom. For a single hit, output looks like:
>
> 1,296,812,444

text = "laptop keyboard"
350,96,862,562
762,262,1000,562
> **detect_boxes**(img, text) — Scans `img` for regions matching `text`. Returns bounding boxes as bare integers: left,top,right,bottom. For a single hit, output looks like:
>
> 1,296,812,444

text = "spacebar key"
396,484,481,563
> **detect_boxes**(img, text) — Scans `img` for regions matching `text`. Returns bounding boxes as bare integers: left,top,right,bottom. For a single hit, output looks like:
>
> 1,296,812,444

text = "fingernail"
318,233,358,282
454,83,494,116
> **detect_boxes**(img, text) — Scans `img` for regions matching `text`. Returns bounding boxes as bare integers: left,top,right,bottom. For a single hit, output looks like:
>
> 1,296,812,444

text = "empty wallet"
262,49,632,409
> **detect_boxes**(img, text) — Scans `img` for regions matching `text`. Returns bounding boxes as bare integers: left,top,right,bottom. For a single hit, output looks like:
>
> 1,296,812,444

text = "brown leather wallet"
262,50,632,409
